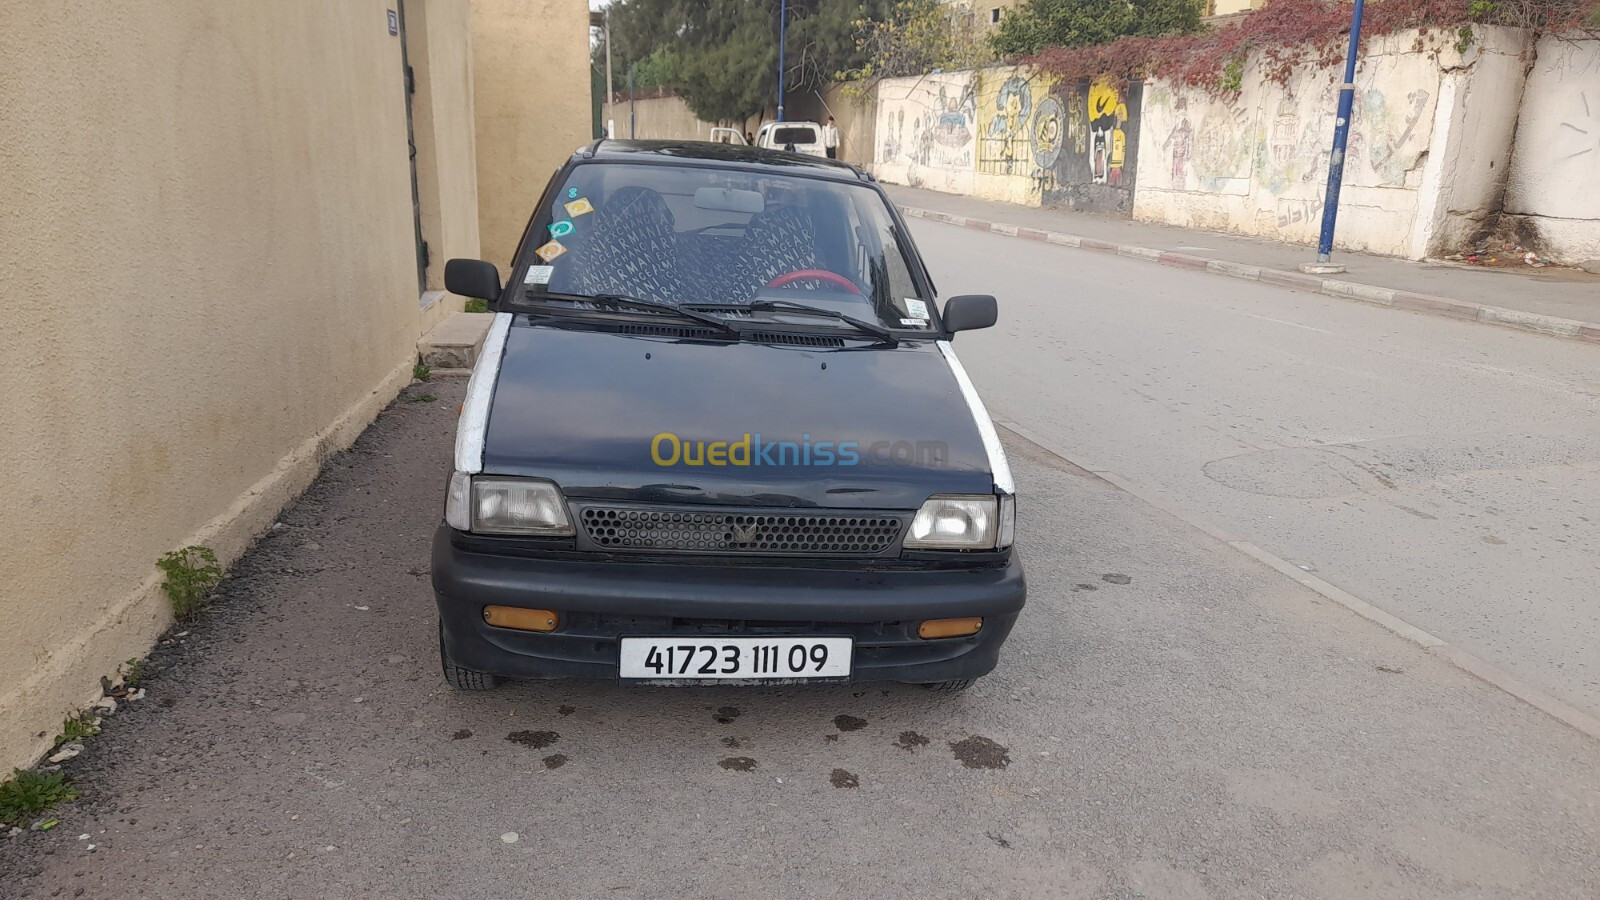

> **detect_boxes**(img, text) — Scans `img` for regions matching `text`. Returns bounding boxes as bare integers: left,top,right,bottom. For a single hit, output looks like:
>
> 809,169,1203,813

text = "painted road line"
992,417,1600,743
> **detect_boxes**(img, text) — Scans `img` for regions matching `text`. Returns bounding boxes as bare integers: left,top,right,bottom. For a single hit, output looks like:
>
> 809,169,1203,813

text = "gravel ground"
2,378,1597,899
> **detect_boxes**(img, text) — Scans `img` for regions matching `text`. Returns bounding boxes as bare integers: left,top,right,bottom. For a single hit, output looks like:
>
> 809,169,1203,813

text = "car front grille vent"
580,507,902,555
618,323,722,339
746,332,846,347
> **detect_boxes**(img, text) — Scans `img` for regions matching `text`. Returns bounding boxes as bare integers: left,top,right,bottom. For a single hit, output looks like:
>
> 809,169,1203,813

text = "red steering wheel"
765,268,863,294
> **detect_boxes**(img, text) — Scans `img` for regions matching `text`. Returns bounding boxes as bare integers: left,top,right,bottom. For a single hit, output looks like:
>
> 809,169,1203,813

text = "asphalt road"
4,371,1598,897
912,219,1600,720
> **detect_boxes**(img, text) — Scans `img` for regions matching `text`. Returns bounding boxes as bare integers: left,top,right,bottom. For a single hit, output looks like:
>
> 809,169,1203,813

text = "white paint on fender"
454,312,513,474
937,340,1015,495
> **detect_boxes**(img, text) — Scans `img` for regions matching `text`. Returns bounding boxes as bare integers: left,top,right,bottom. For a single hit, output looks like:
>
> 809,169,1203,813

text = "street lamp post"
776,0,787,122
1301,0,1366,275
588,10,614,139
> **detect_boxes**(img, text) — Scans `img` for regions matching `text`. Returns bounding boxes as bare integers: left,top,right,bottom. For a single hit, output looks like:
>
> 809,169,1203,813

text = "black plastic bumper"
431,526,1026,684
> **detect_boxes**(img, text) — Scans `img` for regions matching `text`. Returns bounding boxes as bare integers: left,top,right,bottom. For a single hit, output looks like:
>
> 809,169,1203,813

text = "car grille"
576,505,904,556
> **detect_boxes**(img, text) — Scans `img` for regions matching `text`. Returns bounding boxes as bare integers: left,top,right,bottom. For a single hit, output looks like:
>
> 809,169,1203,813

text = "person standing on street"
823,116,840,160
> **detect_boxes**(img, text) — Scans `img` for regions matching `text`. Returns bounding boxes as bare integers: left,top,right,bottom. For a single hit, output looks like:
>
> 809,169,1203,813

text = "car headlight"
905,495,999,549
444,473,573,536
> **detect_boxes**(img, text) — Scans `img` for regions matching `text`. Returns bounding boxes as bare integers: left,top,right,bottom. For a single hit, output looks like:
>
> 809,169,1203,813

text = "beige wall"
0,0,479,772
471,0,594,269
626,94,720,141
411,0,485,294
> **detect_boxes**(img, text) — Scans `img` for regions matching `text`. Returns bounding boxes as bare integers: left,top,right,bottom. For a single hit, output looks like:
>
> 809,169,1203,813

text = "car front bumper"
431,526,1026,684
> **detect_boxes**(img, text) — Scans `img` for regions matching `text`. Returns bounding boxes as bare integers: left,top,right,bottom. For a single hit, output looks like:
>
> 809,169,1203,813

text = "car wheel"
439,620,500,690
920,678,974,693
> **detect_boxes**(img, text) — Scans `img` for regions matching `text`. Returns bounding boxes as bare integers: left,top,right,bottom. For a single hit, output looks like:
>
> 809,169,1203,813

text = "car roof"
574,139,870,183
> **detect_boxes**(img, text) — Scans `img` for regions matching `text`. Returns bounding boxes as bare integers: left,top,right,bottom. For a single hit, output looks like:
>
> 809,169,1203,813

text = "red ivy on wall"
1026,0,1599,93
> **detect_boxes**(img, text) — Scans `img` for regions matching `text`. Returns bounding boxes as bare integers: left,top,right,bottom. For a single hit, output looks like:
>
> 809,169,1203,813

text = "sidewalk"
885,184,1600,343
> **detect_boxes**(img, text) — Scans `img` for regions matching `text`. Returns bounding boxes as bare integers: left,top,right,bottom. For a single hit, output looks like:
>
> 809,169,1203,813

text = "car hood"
480,319,995,509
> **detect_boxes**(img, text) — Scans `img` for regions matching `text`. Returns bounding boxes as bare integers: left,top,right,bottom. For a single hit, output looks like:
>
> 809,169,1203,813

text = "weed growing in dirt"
464,299,489,313
409,394,438,403
123,657,150,689
0,769,77,827
55,711,99,747
413,363,432,382
156,545,223,622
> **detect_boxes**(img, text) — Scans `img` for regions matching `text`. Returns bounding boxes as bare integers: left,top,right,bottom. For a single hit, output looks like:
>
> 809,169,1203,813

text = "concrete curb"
992,418,1600,743
901,206,1600,346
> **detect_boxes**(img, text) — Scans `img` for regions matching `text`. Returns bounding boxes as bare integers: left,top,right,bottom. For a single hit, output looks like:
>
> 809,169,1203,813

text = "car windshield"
516,161,932,332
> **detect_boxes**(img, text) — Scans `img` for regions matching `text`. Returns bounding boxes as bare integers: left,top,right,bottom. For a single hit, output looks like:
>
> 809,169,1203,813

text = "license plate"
619,637,853,681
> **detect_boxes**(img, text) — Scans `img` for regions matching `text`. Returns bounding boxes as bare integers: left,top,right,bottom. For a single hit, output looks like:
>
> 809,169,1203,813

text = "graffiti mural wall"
877,67,1143,215
1134,30,1453,256
875,72,979,197
1048,78,1143,214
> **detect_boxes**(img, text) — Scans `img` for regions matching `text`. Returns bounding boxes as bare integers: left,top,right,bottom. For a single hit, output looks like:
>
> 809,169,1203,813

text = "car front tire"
439,620,500,690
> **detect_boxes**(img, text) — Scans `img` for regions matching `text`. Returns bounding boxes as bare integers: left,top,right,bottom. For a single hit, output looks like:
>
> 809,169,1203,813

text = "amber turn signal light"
483,606,559,632
917,617,983,639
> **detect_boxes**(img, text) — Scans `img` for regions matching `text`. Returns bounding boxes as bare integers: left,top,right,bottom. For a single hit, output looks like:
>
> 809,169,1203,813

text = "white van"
754,121,825,157
708,127,747,145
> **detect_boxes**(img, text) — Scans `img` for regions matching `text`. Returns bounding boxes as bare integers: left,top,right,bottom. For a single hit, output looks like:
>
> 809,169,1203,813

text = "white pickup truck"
754,121,826,157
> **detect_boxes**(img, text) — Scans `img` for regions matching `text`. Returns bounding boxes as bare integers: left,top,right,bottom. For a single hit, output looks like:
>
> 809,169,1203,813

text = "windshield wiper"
524,291,739,336
742,299,898,346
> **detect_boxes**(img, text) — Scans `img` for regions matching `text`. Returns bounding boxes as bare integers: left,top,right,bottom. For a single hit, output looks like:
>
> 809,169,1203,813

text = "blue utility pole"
1308,0,1366,270
629,63,636,139
777,0,787,122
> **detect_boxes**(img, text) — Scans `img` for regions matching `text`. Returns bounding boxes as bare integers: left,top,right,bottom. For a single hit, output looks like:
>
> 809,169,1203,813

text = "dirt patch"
558,705,576,716
543,754,569,769
718,757,757,772
894,730,931,752
451,729,472,740
721,736,743,748
507,731,560,749
713,706,741,724
833,714,867,732
830,769,859,789
950,736,1011,770
1101,573,1132,585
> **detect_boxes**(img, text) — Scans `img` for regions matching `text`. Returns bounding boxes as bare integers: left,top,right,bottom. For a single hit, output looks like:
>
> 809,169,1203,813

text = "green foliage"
412,363,431,381
463,299,488,313
55,711,99,747
156,545,223,622
409,394,438,403
123,657,150,689
1219,55,1244,91
0,770,77,827
838,0,994,86
992,0,1202,58
1454,24,1475,52
1467,0,1496,15
601,0,893,122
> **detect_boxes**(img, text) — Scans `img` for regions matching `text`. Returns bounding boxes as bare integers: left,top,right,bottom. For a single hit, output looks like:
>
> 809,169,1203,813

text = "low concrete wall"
1504,33,1600,265
1134,28,1529,258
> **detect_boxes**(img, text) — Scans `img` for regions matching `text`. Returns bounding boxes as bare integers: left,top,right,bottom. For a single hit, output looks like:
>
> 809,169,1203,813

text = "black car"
435,140,1023,691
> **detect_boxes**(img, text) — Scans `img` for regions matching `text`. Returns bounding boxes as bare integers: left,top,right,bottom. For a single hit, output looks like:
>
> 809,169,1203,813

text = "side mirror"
942,295,997,334
444,258,502,301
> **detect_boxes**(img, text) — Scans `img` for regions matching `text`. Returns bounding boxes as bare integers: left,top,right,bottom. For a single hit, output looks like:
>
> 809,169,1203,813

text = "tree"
991,0,1202,58
599,0,892,123
838,0,995,85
